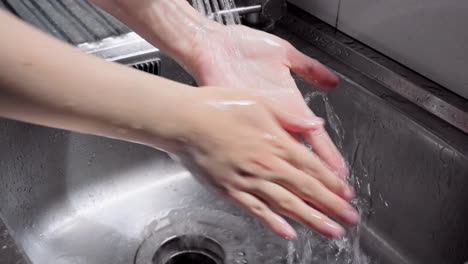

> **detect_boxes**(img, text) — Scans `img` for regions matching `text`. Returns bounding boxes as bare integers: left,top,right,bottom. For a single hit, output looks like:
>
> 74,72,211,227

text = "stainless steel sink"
1,16,468,264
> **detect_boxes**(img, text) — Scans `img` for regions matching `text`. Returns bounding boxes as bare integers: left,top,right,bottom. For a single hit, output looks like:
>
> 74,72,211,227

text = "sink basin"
1,21,468,264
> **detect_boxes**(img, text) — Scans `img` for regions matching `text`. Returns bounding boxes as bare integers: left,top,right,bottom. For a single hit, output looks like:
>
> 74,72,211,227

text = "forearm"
91,0,221,68
0,10,190,152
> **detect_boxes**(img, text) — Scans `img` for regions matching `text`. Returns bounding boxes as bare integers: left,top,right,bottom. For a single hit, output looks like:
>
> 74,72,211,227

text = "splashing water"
295,91,372,264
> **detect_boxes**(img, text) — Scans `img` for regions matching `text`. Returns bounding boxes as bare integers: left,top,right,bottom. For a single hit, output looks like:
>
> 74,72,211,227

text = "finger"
259,103,350,181
292,138,352,199
227,189,297,239
267,157,359,225
265,102,324,132
303,127,350,180
245,180,345,238
268,131,353,200
286,45,339,90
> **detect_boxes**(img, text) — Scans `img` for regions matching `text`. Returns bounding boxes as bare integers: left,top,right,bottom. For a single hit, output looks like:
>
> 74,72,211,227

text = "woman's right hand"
170,88,359,239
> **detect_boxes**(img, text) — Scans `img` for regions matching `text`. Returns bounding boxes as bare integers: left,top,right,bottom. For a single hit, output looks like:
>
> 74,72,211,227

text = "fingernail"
341,208,360,225
280,223,297,240
323,221,345,237
273,214,297,240
302,118,324,129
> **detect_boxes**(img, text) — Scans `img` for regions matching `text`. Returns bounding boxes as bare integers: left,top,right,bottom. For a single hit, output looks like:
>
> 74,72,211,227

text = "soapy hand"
187,25,349,179
175,88,358,239
85,0,356,240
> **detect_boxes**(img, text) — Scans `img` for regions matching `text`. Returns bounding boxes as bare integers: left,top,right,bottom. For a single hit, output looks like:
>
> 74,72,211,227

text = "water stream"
298,91,371,264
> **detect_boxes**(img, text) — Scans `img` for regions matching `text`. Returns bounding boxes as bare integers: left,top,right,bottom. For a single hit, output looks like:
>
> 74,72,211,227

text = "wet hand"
174,88,358,239
187,25,348,179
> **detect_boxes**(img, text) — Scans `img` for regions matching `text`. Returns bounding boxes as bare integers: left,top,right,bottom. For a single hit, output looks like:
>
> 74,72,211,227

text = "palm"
191,25,348,178
195,26,309,113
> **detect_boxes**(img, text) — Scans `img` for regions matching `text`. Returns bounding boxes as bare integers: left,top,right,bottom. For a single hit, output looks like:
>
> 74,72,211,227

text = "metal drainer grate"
131,59,161,75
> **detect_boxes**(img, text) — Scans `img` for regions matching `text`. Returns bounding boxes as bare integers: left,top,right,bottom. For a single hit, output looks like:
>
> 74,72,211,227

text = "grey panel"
287,0,339,26
338,0,468,99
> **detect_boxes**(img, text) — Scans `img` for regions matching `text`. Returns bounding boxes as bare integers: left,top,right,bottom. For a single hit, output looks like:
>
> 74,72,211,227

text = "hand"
174,88,358,239
187,25,349,179
84,0,355,238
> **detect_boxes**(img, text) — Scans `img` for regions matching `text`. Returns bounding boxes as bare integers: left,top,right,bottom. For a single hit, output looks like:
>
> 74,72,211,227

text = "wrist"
120,79,194,153
177,22,225,72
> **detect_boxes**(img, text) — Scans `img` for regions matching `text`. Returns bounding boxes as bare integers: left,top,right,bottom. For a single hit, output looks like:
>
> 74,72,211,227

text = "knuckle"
237,161,262,176
250,203,267,217
263,133,282,147
298,183,320,200
272,172,292,186
277,148,293,162
277,197,296,212
263,171,280,181
224,176,246,190
305,162,328,179
249,154,274,171
237,162,276,182
289,148,308,164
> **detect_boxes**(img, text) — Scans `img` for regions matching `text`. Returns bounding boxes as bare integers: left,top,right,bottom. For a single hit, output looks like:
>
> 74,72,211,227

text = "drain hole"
166,252,216,264
153,235,224,264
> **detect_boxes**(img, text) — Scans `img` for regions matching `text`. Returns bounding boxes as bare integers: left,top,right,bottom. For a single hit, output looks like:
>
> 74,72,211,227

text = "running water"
292,91,372,264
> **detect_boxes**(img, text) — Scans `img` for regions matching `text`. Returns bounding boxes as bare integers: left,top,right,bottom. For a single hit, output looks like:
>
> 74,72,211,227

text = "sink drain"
153,235,224,264
134,208,290,264
166,252,215,264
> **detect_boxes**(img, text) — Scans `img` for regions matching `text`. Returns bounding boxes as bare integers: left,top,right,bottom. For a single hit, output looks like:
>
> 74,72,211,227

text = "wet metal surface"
0,217,30,264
